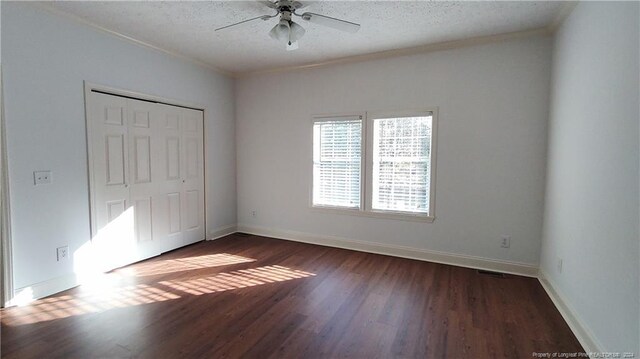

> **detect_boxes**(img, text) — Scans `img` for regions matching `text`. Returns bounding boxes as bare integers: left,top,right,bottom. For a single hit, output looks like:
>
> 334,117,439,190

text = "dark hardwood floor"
1,234,583,358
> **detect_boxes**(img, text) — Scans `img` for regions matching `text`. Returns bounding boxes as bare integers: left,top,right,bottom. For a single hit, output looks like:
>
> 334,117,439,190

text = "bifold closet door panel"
155,104,186,253
126,99,164,259
88,92,137,270
181,108,205,245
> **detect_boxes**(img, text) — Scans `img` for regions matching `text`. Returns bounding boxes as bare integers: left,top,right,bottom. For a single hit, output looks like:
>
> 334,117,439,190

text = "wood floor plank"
1,233,584,358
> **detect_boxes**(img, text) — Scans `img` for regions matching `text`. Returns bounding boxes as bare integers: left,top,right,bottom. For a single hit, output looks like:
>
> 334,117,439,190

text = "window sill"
310,205,435,223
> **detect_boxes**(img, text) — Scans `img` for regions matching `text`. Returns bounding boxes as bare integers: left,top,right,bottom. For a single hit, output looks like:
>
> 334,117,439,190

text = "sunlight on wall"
74,207,139,285
7,287,34,307
7,204,140,307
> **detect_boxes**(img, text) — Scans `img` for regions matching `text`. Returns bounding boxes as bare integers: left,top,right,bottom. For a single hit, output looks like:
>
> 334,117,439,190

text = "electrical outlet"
251,210,257,218
56,246,69,262
557,258,563,273
34,170,52,185
500,235,511,248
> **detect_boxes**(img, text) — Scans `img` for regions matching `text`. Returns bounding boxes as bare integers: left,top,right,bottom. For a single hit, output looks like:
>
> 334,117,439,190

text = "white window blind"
313,118,362,208
372,115,432,214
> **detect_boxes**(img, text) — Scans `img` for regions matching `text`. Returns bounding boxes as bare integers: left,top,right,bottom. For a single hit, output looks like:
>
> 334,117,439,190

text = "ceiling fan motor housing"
275,0,304,12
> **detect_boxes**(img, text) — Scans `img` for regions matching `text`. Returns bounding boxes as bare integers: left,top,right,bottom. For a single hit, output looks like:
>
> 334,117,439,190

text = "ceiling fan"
215,0,360,51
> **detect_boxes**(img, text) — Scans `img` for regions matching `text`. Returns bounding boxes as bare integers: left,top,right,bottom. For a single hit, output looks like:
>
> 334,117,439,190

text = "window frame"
365,109,437,221
310,109,437,223
310,113,366,212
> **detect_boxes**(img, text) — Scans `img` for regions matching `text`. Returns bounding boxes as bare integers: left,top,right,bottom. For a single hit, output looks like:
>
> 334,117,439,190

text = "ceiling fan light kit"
269,19,290,42
267,11,305,51
215,0,360,51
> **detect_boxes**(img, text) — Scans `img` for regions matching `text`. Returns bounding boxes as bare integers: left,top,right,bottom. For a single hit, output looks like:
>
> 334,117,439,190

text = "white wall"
540,2,639,353
1,2,236,290
236,36,552,267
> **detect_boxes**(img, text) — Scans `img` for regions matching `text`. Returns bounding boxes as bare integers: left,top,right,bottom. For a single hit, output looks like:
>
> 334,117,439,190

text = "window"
312,110,437,221
371,115,432,214
312,115,363,209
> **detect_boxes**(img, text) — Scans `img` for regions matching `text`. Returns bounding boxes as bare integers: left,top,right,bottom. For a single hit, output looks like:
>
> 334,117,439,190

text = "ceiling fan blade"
215,15,273,32
257,0,278,9
300,12,360,33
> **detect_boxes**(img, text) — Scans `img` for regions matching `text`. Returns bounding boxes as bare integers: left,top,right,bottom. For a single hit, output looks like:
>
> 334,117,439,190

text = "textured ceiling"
43,1,566,74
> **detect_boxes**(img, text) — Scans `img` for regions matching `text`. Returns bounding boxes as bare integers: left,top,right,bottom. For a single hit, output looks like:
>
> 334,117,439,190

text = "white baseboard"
538,269,603,356
8,273,80,306
208,224,237,240
236,224,538,277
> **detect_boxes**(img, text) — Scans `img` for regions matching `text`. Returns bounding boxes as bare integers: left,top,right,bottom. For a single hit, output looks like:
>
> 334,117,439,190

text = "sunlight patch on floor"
159,265,316,296
2,265,314,327
2,284,180,326
118,253,256,277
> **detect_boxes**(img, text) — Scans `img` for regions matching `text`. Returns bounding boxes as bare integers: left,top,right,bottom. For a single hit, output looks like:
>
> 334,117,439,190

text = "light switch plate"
34,171,52,185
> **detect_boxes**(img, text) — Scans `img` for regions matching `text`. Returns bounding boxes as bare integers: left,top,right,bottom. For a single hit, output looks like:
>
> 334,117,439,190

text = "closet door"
88,92,137,270
154,104,185,252
181,108,205,245
126,99,164,259
87,92,205,271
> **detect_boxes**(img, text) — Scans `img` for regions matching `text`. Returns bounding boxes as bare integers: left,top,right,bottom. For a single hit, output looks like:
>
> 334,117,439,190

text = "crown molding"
30,2,234,78
547,1,579,33
239,27,552,77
